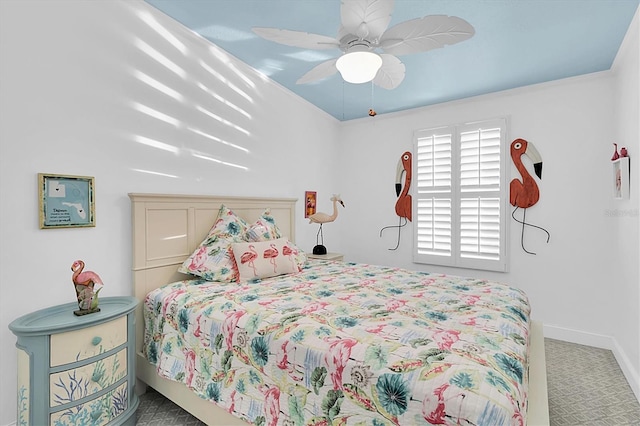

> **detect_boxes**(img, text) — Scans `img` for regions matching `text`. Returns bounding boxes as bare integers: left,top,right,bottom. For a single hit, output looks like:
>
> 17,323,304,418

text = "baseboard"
543,324,640,402
611,338,640,402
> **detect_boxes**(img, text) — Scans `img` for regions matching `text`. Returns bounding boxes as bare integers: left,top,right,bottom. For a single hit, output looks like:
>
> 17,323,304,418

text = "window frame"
413,117,509,272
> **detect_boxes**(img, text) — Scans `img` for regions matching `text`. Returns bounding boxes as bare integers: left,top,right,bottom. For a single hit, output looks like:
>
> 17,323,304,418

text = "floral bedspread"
143,260,531,426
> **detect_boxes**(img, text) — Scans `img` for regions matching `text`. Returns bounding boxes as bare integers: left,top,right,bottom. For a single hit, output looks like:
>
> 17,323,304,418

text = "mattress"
143,260,531,425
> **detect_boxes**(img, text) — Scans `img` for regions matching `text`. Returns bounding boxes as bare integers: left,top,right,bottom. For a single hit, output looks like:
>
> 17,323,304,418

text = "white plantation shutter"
460,197,500,260
414,119,508,272
417,198,452,256
415,129,453,259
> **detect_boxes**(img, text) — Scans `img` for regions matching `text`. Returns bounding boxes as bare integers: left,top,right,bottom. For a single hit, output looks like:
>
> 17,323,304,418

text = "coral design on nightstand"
17,348,29,426
9,296,139,426
50,347,128,424
50,382,128,426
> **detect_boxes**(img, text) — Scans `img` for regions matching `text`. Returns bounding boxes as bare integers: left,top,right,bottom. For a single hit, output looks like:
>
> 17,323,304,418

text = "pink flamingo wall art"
510,138,550,254
380,151,412,250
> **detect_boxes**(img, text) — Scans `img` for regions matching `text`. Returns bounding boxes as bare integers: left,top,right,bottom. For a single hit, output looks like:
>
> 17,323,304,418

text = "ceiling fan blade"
379,15,475,56
373,54,405,89
253,27,340,50
340,0,394,41
296,58,339,84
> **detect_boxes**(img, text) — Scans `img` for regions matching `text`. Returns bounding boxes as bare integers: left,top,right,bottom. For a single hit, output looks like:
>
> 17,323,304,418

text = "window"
413,118,508,272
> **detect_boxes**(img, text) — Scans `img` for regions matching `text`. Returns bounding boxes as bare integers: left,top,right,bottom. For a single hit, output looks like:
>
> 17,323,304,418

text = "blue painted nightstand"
9,296,139,426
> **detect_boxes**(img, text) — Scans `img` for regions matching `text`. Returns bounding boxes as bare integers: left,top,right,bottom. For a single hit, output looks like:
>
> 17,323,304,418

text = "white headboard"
128,193,298,355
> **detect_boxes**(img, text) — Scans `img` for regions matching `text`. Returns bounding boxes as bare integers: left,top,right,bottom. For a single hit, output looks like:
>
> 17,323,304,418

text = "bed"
130,193,549,425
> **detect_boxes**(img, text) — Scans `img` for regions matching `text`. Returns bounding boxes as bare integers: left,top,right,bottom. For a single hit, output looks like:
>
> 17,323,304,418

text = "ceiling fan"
252,0,475,89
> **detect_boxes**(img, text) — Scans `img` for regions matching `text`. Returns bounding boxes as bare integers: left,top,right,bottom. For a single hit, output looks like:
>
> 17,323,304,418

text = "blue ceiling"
145,0,639,121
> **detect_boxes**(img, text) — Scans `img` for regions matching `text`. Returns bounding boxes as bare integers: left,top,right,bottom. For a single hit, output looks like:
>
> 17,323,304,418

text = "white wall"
611,6,640,398
0,1,339,423
338,71,615,330
336,67,639,394
1,1,638,425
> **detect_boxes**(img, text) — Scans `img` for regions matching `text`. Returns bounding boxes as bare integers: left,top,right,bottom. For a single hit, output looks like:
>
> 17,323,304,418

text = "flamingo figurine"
308,194,344,255
71,260,103,315
380,151,412,250
510,139,550,255
612,143,620,161
620,147,628,158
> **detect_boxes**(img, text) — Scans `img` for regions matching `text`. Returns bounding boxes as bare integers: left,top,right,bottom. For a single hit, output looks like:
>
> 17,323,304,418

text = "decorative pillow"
245,209,283,242
244,209,307,267
178,205,249,282
231,238,304,282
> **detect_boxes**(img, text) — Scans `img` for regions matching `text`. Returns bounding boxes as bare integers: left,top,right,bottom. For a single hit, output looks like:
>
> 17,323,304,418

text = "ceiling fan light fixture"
336,50,382,84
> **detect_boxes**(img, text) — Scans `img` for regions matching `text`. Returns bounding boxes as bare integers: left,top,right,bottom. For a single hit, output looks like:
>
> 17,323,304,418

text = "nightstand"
307,252,344,261
9,296,139,426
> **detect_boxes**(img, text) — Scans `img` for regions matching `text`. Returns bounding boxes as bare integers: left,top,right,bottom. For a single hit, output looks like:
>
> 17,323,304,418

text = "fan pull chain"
342,80,345,121
369,82,377,117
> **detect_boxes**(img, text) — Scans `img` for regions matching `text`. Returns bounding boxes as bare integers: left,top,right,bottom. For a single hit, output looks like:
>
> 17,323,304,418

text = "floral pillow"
231,238,304,282
245,209,282,242
178,205,249,282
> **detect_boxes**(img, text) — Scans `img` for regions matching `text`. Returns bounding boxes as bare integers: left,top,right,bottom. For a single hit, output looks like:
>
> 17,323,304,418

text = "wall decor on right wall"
613,157,630,199
611,143,630,199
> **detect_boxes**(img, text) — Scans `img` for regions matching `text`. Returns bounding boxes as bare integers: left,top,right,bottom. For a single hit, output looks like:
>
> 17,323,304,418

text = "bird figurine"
620,147,628,158
308,194,344,255
612,143,620,161
71,260,103,315
368,109,377,117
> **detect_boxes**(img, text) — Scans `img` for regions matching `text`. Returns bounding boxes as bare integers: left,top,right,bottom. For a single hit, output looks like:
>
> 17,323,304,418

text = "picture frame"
38,173,95,229
612,157,630,199
304,191,317,218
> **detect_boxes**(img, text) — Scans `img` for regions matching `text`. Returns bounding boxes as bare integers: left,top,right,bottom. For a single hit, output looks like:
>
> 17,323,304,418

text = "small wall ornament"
611,143,630,199
71,260,103,316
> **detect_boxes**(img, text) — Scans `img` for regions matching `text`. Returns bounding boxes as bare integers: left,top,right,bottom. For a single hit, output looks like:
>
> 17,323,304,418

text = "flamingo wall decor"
308,194,345,255
510,138,550,255
380,151,412,250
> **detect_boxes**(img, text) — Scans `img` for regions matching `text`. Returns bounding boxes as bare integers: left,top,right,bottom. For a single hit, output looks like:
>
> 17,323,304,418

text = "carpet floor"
135,338,640,425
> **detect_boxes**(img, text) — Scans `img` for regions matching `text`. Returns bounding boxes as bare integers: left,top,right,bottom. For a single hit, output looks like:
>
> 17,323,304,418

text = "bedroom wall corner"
611,3,640,401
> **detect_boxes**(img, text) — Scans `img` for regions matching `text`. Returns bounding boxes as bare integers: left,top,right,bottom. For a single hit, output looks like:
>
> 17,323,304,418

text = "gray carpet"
136,338,640,425
544,338,640,425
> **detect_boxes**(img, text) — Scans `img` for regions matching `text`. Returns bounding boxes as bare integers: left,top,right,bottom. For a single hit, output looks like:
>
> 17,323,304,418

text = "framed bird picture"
38,173,95,228
304,191,317,218
612,158,630,199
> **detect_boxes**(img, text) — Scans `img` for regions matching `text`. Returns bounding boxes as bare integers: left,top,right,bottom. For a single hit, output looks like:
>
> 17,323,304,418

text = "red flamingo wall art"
510,138,550,255
380,151,412,250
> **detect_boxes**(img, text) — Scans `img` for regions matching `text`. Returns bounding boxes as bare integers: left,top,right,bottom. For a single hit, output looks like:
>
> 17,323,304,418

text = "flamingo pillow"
231,238,302,282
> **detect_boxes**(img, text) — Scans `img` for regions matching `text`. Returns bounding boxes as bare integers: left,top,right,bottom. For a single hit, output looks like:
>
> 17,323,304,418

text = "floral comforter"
143,260,531,426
